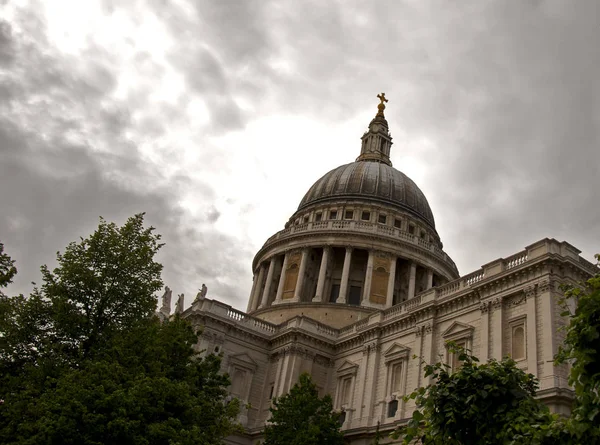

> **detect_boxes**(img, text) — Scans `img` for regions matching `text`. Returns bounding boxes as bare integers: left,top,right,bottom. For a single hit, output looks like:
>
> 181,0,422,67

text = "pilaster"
525,285,538,377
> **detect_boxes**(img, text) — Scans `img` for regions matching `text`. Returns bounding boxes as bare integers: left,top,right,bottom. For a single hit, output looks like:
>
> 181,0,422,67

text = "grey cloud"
2,0,599,312
0,5,252,306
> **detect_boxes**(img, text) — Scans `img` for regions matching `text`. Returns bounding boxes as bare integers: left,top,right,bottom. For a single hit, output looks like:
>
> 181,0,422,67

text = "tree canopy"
393,345,560,445
0,214,239,445
263,373,344,445
556,254,600,441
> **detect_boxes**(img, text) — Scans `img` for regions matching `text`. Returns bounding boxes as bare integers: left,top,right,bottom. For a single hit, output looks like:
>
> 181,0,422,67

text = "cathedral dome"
298,161,436,229
246,94,458,328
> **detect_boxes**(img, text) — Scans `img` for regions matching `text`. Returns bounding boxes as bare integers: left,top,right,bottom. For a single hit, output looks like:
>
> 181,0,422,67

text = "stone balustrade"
262,220,454,266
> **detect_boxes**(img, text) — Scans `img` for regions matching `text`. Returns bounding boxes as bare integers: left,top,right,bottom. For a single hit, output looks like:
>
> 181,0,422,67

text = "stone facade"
179,99,597,444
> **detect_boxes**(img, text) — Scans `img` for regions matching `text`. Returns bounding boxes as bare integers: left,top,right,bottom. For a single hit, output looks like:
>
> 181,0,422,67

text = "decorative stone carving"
194,283,208,302
415,323,432,337
159,286,172,317
537,279,552,293
362,341,380,354
175,293,184,315
480,300,491,313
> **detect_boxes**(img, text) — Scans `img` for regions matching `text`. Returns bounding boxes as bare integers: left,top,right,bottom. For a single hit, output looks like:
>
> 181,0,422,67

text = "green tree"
0,242,17,292
556,254,600,440
393,345,560,445
0,214,239,445
264,373,344,445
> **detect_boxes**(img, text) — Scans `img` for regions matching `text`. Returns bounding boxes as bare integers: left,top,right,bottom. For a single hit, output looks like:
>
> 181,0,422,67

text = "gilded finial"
376,92,388,117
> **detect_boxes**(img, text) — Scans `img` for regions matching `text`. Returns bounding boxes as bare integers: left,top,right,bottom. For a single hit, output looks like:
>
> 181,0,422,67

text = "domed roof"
297,161,436,229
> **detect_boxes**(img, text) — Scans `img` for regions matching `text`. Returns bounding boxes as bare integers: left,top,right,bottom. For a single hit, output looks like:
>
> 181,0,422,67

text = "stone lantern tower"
246,94,459,328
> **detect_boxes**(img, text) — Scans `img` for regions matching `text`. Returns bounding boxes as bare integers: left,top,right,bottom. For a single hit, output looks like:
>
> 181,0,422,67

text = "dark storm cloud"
0,8,251,308
2,0,598,314
168,0,600,272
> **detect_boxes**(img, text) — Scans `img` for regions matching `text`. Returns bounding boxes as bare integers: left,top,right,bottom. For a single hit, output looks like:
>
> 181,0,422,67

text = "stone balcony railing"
192,238,594,342
262,220,455,267
191,298,339,339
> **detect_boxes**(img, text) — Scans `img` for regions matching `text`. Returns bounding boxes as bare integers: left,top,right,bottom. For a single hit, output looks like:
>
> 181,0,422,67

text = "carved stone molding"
537,279,552,293
362,341,380,355
524,285,536,300
491,297,502,310
480,300,492,313
415,322,432,337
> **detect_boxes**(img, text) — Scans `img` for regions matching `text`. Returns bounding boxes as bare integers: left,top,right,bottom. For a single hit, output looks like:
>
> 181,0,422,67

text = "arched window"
512,325,525,360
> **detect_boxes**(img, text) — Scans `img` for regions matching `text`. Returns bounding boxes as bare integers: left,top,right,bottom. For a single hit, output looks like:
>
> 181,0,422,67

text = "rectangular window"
340,378,352,406
420,231,426,239
391,362,403,393
387,400,398,418
361,211,370,221
344,210,354,220
329,210,338,220
394,218,402,229
315,212,322,222
378,214,387,224
408,224,415,235
303,215,309,223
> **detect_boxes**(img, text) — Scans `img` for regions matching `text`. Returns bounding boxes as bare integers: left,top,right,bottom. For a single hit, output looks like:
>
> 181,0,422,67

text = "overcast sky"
1,0,599,310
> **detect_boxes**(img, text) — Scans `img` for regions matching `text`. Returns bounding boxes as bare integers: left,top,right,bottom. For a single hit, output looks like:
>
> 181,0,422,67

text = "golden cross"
377,93,388,105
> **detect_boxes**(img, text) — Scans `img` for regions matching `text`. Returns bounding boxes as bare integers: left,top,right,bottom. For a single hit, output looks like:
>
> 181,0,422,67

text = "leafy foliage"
556,253,600,440
0,215,239,445
393,345,559,445
263,373,344,445
0,242,17,292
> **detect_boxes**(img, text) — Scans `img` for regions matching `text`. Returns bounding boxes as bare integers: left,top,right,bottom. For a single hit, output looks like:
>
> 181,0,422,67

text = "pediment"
442,321,474,339
384,341,409,356
228,353,258,372
337,360,359,376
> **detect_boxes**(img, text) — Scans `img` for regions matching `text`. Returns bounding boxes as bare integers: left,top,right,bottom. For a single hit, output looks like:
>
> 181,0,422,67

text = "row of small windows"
297,209,428,238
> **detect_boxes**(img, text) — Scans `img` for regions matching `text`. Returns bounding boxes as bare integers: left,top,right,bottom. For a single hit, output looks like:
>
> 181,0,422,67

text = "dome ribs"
296,162,436,230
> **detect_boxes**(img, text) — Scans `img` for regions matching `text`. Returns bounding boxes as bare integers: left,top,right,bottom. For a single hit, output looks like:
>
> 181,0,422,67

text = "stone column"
293,248,309,302
426,269,434,289
362,250,374,304
386,255,397,308
247,272,258,312
274,253,289,305
407,262,417,299
251,265,266,311
259,258,276,309
338,247,353,304
525,286,538,377
313,247,330,302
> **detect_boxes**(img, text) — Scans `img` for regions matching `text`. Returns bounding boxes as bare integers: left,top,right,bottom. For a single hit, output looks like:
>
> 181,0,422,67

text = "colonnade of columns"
247,246,441,313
